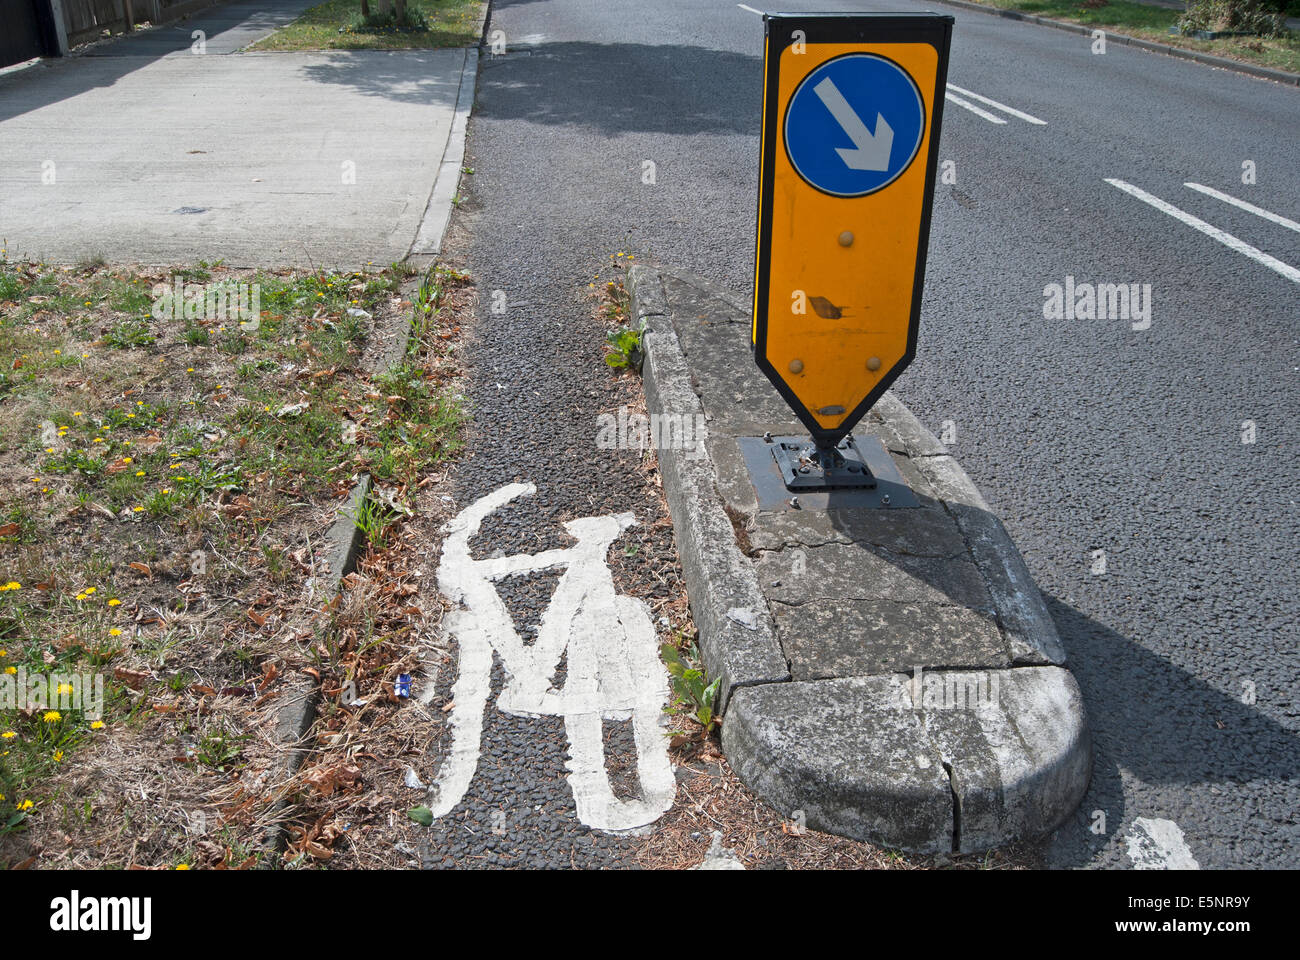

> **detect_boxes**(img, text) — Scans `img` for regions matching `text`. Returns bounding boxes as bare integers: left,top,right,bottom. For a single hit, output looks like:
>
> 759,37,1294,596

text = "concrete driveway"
0,2,470,267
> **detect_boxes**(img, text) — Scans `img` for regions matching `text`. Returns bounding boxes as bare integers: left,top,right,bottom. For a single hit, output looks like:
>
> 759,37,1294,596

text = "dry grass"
0,258,465,868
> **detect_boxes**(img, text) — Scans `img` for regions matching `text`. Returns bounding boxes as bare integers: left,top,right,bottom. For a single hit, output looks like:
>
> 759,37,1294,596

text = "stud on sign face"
752,14,953,444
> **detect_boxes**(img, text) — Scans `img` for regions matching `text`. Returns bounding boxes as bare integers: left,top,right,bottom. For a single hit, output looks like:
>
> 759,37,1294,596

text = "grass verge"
955,0,1300,74
248,0,485,52
0,256,465,868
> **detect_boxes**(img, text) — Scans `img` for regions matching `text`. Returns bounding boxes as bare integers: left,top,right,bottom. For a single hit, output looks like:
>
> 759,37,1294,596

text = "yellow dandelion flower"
1,731,16,738
109,628,122,637
108,598,121,607
85,587,95,595
42,711,61,723
91,720,105,730
17,799,33,811
135,471,145,477
132,506,143,513
175,864,190,870
57,683,73,696
53,750,63,762
4,668,15,676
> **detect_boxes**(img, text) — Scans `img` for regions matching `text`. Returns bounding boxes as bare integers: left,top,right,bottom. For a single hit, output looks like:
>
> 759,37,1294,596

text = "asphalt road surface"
444,0,1298,868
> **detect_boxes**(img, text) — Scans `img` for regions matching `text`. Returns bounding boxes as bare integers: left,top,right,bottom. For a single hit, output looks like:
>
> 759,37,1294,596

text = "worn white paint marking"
946,84,1047,125
1107,178,1300,285
737,3,764,15
1125,817,1200,870
943,92,1007,125
1184,182,1300,235
431,482,675,832
693,831,747,870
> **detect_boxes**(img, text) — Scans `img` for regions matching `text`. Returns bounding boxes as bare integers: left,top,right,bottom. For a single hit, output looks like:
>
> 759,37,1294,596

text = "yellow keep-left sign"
753,13,953,444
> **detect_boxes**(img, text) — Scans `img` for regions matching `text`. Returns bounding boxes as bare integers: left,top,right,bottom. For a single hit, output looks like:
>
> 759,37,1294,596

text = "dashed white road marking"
1125,817,1201,870
946,83,1047,125
431,482,676,833
1106,178,1300,285
1184,182,1300,236
737,3,763,15
944,91,1007,125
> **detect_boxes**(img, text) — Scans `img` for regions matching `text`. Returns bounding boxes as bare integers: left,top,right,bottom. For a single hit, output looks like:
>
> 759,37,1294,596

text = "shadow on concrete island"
302,40,764,136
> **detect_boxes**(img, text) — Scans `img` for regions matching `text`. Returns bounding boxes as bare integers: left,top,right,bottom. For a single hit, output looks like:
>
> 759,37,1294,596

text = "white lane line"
944,91,1007,124
946,83,1047,125
1106,178,1300,285
737,3,763,14
1125,817,1200,870
1184,182,1300,236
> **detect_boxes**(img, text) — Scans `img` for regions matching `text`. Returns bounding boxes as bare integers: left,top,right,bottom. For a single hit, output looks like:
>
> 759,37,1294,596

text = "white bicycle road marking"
1125,817,1200,870
430,482,676,833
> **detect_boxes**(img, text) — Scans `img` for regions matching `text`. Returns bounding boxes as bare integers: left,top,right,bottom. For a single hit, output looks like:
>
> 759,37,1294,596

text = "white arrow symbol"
813,76,894,172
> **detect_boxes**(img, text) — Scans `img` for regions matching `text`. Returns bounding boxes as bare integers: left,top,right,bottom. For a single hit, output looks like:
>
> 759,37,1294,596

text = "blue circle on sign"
784,54,925,198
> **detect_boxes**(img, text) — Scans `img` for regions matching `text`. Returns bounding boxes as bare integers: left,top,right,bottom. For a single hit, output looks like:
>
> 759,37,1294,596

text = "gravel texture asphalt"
428,0,1297,868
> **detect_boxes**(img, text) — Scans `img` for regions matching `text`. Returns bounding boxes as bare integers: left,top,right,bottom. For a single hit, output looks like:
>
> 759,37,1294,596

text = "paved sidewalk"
0,2,472,267
80,0,321,57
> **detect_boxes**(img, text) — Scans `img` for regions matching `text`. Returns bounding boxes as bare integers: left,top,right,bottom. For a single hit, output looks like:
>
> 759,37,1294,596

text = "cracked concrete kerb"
630,264,1091,854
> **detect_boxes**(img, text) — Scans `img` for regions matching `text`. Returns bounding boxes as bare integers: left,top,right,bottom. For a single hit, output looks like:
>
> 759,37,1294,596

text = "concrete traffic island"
630,264,1091,854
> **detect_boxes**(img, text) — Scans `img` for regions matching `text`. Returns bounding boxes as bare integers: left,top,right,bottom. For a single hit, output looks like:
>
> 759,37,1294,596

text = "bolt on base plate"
771,435,877,490
738,434,919,511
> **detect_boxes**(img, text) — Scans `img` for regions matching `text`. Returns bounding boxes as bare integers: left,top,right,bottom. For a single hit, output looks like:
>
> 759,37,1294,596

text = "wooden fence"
58,0,220,47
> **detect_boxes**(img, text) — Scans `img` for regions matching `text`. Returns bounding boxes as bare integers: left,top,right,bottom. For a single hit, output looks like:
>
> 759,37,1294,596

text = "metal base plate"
738,434,919,511
771,436,877,490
